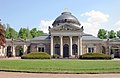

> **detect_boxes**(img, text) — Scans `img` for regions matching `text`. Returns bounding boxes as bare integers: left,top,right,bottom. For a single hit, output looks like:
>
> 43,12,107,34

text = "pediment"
49,23,83,32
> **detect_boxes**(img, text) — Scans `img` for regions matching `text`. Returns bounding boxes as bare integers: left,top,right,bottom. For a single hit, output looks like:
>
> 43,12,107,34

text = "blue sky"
0,0,120,36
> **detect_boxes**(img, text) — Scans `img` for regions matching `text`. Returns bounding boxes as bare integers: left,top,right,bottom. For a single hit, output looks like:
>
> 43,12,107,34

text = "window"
88,47,94,53
42,47,44,52
72,44,78,55
38,47,44,52
55,44,60,55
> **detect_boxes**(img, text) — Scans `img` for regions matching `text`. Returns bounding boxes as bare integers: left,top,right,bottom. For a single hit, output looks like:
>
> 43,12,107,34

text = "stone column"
79,36,82,55
23,45,27,54
3,47,6,57
77,36,80,56
12,45,15,57
69,36,72,56
51,36,53,56
0,46,2,56
60,36,63,57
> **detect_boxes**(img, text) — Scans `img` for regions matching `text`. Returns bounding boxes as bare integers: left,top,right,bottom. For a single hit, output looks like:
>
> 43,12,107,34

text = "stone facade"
0,12,120,58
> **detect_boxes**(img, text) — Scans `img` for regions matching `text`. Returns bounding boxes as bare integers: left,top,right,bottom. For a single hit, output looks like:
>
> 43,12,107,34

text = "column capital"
59,36,63,38
69,36,73,38
51,35,54,37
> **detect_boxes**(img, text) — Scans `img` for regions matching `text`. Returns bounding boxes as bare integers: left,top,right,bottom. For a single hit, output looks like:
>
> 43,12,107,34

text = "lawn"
0,60,120,73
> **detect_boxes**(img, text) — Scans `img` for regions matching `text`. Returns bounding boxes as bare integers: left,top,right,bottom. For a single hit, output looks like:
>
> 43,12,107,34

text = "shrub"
21,52,51,59
53,54,59,58
80,52,112,60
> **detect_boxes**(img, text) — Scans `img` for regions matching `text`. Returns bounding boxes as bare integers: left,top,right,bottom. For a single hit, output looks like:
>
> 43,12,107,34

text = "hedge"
80,52,112,60
21,52,51,59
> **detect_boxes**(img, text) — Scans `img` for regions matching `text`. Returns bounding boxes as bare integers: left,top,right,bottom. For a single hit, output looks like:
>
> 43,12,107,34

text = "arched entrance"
15,46,23,57
7,46,12,57
102,46,106,54
72,44,78,55
63,44,69,58
111,46,120,58
55,44,60,55
27,46,31,53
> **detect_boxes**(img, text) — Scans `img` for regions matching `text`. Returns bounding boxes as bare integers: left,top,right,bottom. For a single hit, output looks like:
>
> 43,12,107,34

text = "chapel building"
0,12,120,58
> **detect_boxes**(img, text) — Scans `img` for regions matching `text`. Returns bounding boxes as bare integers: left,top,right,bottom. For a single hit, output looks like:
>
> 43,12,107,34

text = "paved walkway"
0,72,120,78
0,57,120,60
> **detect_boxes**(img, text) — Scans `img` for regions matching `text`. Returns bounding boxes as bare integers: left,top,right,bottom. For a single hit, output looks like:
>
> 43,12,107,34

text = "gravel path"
0,72,120,78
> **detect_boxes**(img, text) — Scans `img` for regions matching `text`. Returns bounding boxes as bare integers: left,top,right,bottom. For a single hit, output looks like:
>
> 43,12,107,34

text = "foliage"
0,23,6,47
26,27,32,39
30,28,43,38
4,23,44,39
97,29,107,39
80,52,112,59
18,28,27,39
0,60,120,73
5,24,18,39
21,52,51,59
117,30,120,38
53,54,59,58
108,30,116,39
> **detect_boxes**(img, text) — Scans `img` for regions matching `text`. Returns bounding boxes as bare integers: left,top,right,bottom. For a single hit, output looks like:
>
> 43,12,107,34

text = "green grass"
0,60,120,73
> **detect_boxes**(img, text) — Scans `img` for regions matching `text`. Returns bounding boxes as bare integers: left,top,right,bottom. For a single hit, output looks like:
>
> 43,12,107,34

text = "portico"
50,35,83,58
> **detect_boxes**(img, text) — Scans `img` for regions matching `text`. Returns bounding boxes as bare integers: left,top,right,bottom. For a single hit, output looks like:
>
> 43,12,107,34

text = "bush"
53,54,59,58
80,52,112,60
21,52,51,59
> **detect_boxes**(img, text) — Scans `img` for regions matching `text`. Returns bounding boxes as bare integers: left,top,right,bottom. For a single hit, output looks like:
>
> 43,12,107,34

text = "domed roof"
52,12,81,27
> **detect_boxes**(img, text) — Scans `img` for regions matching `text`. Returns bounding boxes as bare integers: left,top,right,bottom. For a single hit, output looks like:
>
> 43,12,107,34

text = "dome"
52,12,81,27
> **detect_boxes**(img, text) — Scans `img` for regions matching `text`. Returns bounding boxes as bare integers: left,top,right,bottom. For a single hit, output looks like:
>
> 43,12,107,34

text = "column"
51,36,53,56
23,45,27,54
77,37,80,56
70,36,72,56
79,36,82,55
0,46,2,56
3,47,6,57
12,45,15,57
60,36,63,57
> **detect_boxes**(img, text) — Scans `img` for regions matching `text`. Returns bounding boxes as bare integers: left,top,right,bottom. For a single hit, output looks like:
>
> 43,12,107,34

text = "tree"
30,28,43,38
0,23,6,47
5,24,18,39
117,30,120,38
18,28,27,39
18,27,33,39
26,27,32,39
30,28,37,38
97,29,107,39
108,30,116,39
36,30,44,37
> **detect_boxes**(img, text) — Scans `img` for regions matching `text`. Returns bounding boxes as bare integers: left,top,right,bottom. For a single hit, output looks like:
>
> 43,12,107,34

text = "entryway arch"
63,44,69,58
7,46,12,57
111,46,120,58
15,46,23,57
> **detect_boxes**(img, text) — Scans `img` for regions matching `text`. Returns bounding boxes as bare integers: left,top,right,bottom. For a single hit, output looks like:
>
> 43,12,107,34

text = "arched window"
55,44,60,55
72,44,78,55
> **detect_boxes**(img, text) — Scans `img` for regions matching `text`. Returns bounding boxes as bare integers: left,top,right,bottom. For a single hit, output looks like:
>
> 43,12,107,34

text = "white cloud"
39,20,54,33
81,10,109,36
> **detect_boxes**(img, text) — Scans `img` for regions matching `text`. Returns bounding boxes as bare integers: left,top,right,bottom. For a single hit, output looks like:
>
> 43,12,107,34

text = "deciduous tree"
117,30,120,38
97,29,107,39
108,30,116,39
